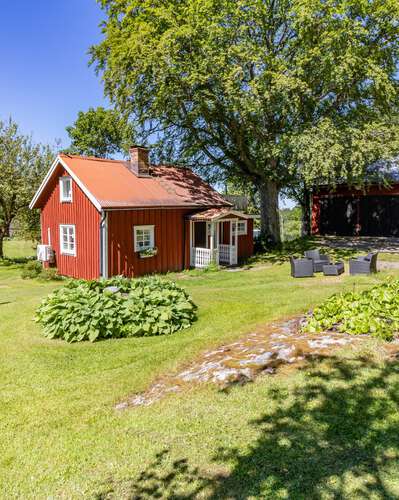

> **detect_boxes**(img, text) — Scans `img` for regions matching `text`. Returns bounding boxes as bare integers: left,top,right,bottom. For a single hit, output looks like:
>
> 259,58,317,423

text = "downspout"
182,216,187,270
99,211,108,278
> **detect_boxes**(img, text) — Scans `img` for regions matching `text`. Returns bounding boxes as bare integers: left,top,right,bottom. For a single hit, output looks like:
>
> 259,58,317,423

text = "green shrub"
38,268,63,281
302,279,399,341
36,276,197,342
21,260,43,279
21,261,61,280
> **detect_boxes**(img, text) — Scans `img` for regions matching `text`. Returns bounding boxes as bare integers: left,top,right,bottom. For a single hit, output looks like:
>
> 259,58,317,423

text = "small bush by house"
21,261,62,281
302,279,399,341
36,276,197,342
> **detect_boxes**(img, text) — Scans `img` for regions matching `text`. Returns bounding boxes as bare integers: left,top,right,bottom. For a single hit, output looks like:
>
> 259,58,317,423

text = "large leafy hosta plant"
302,279,399,341
36,276,197,342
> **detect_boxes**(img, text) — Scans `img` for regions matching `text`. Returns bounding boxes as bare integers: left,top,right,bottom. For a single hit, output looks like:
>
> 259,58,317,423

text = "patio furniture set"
290,250,378,278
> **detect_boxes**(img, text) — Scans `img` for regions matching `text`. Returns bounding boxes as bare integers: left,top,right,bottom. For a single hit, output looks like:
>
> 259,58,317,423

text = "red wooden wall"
107,208,193,277
40,168,101,279
238,218,254,260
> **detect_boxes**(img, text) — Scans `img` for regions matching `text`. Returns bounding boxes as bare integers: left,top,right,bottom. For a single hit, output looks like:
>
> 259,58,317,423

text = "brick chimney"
129,146,150,177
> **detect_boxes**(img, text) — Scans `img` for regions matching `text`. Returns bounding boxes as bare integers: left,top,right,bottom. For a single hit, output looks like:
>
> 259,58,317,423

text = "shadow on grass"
96,354,399,499
249,237,360,266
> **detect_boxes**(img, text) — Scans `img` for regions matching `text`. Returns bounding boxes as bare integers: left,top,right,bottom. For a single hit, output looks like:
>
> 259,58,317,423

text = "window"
134,225,155,252
60,177,72,202
60,225,76,256
236,220,247,235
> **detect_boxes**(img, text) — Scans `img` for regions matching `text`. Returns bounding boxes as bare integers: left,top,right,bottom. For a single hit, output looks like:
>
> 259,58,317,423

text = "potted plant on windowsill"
138,247,158,259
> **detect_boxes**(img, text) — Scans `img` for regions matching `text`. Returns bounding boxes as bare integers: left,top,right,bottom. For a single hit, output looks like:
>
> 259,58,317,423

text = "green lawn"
3,238,36,259
1,256,399,498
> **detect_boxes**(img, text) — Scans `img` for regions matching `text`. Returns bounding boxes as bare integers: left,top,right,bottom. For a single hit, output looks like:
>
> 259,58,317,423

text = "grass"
250,235,399,266
2,247,399,498
3,238,36,259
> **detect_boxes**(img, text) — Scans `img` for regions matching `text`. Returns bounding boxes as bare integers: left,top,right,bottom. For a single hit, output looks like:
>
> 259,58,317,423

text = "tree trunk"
0,231,4,259
258,180,281,244
301,186,312,237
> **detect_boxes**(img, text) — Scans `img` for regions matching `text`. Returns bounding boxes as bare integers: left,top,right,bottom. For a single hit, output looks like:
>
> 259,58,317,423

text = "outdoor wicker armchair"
290,257,314,278
304,249,331,272
349,252,378,275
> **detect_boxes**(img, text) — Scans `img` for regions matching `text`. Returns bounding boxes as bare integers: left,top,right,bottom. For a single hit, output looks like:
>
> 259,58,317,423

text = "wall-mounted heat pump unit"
37,244,55,263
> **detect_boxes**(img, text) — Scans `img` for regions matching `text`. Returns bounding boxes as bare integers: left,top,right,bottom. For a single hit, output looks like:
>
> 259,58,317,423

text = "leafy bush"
302,279,399,341
21,261,61,280
36,276,197,342
21,260,43,279
38,268,63,281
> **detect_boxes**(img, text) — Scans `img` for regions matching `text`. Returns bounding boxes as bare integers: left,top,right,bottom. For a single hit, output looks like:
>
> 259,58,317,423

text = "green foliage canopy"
91,0,399,240
65,106,135,158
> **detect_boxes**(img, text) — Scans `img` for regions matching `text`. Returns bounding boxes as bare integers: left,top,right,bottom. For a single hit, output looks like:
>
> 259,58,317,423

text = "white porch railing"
191,247,219,268
191,245,237,267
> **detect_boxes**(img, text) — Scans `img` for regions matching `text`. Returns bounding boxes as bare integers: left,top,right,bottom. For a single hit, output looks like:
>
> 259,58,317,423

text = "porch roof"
188,207,251,221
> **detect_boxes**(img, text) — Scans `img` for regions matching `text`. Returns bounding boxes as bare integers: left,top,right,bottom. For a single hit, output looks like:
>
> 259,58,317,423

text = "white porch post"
229,219,238,265
210,221,215,263
190,220,193,266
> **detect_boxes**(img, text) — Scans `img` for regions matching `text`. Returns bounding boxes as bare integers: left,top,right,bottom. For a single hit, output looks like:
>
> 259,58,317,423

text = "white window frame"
59,176,73,202
59,224,76,256
134,225,155,252
236,220,248,236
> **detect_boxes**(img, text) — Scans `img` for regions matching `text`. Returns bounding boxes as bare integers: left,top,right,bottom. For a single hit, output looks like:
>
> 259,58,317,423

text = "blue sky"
0,1,296,208
0,0,106,147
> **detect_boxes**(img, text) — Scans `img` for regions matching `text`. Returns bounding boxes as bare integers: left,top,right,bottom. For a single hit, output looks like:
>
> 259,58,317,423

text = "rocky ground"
116,317,399,410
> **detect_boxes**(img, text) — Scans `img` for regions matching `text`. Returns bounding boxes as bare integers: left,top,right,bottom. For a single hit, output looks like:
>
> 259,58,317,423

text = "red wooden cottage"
30,147,254,279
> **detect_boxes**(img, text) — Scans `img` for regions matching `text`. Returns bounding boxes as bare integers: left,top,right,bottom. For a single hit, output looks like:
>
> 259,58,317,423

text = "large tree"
0,119,52,258
65,106,135,158
91,0,399,242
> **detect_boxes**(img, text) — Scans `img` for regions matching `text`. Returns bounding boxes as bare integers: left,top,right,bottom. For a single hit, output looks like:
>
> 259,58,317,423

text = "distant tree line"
0,118,54,258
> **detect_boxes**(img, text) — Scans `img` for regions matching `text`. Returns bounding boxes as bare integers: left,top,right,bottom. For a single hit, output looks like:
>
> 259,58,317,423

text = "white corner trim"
29,155,102,212
100,211,108,278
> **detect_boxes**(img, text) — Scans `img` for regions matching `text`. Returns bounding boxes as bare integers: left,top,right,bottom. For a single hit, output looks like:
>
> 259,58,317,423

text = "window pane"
135,226,154,251
61,178,72,200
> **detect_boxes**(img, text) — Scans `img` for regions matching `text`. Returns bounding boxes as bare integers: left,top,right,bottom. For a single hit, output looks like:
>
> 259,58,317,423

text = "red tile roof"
31,154,231,210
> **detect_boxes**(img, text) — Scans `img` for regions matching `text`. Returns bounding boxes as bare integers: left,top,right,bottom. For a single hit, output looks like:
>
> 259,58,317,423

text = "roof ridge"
60,154,192,170
59,153,124,164
153,163,189,170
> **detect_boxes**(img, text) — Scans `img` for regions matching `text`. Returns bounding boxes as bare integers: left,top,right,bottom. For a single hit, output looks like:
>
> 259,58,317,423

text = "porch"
188,208,249,268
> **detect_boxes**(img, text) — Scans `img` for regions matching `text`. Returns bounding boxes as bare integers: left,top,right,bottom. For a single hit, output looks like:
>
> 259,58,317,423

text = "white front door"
230,221,238,265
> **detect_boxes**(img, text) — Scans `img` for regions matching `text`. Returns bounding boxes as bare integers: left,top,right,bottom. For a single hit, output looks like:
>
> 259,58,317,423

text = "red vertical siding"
40,168,101,279
311,195,321,235
237,219,254,260
107,208,193,277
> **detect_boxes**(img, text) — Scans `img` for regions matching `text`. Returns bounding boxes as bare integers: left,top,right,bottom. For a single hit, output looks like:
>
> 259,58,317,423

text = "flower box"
138,247,158,259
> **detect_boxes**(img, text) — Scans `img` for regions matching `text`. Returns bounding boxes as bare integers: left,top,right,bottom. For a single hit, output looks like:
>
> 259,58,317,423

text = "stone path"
116,318,366,410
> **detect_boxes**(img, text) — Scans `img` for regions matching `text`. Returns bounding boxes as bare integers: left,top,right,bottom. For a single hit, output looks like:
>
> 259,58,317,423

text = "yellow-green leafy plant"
302,279,399,341
36,276,197,342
